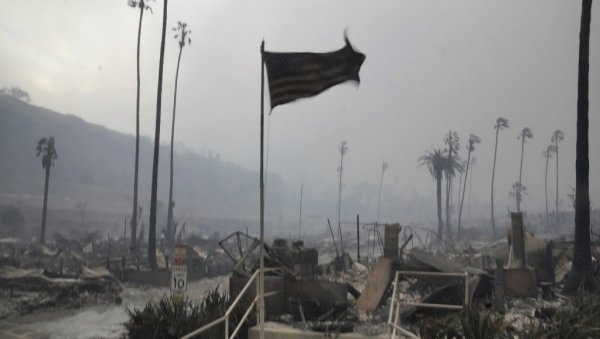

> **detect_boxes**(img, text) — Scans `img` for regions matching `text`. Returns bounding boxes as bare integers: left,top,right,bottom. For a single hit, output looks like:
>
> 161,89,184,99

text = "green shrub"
459,307,507,339
418,307,506,339
124,287,246,339
518,293,600,339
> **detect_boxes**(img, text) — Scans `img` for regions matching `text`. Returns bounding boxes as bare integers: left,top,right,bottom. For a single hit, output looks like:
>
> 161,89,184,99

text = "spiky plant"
125,287,246,339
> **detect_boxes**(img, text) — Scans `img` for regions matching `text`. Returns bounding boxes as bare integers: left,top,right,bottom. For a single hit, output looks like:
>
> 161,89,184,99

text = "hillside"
0,94,288,237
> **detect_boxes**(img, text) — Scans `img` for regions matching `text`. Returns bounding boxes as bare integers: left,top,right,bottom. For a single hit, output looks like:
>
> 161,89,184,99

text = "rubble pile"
238,213,600,338
0,239,122,318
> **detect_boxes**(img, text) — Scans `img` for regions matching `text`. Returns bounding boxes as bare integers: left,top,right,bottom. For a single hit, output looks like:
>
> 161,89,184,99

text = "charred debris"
219,212,599,338
1,211,599,338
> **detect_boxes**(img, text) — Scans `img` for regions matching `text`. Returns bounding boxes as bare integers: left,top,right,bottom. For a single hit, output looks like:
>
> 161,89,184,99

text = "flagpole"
259,39,265,339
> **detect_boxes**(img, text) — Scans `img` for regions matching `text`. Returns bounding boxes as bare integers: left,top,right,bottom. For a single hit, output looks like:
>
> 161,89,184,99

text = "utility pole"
337,141,348,254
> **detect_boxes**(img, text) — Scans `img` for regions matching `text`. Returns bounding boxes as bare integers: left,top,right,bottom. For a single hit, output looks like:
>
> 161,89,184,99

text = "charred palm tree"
490,117,509,236
36,137,58,244
127,0,152,251
457,134,481,234
516,127,533,211
419,148,447,242
543,145,557,231
551,129,564,225
444,131,460,239
166,21,191,250
564,0,592,295
148,0,168,270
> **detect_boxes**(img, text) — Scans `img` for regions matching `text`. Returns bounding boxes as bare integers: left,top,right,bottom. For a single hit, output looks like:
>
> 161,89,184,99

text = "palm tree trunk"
545,154,550,231
517,136,525,211
445,133,453,240
445,176,450,239
167,46,183,250
457,149,471,233
436,175,443,242
457,170,463,208
564,0,592,295
148,0,168,271
40,164,50,244
130,6,144,252
555,140,560,226
491,128,499,236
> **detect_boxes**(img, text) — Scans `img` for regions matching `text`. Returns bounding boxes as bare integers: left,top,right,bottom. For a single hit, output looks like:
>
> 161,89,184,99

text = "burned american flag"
262,35,366,110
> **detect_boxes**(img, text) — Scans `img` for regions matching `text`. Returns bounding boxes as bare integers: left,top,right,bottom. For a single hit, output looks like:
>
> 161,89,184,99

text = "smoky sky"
1,0,599,222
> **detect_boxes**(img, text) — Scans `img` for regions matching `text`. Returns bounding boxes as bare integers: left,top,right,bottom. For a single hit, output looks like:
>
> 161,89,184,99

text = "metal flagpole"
259,40,265,339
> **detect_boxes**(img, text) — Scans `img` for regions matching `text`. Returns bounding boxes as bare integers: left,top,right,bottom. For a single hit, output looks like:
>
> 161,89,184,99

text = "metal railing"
181,267,281,339
388,270,470,339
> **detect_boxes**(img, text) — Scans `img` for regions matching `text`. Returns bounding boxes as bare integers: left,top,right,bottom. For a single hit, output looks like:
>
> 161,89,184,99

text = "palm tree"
148,0,168,270
444,131,460,239
543,145,557,231
551,129,564,226
166,21,191,250
127,0,152,252
516,127,533,211
468,157,477,226
36,137,58,244
564,0,592,295
457,160,466,207
490,117,509,236
419,148,447,242
457,134,481,233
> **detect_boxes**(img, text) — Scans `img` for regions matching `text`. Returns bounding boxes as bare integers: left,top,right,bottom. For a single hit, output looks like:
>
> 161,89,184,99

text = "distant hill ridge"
0,94,283,220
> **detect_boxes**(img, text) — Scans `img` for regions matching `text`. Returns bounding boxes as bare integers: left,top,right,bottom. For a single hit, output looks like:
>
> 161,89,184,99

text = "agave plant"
124,287,246,339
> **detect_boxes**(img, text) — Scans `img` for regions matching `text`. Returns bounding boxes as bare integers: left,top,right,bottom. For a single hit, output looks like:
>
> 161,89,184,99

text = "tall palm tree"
148,0,168,270
490,117,509,236
457,134,481,233
543,145,557,231
166,21,191,250
564,0,592,295
36,137,58,244
457,160,466,207
444,131,460,239
468,157,477,226
516,127,533,211
551,129,564,225
127,0,152,252
419,148,447,242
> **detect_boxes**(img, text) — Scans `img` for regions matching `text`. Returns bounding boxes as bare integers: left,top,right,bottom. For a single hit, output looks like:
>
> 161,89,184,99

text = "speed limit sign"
171,244,187,300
